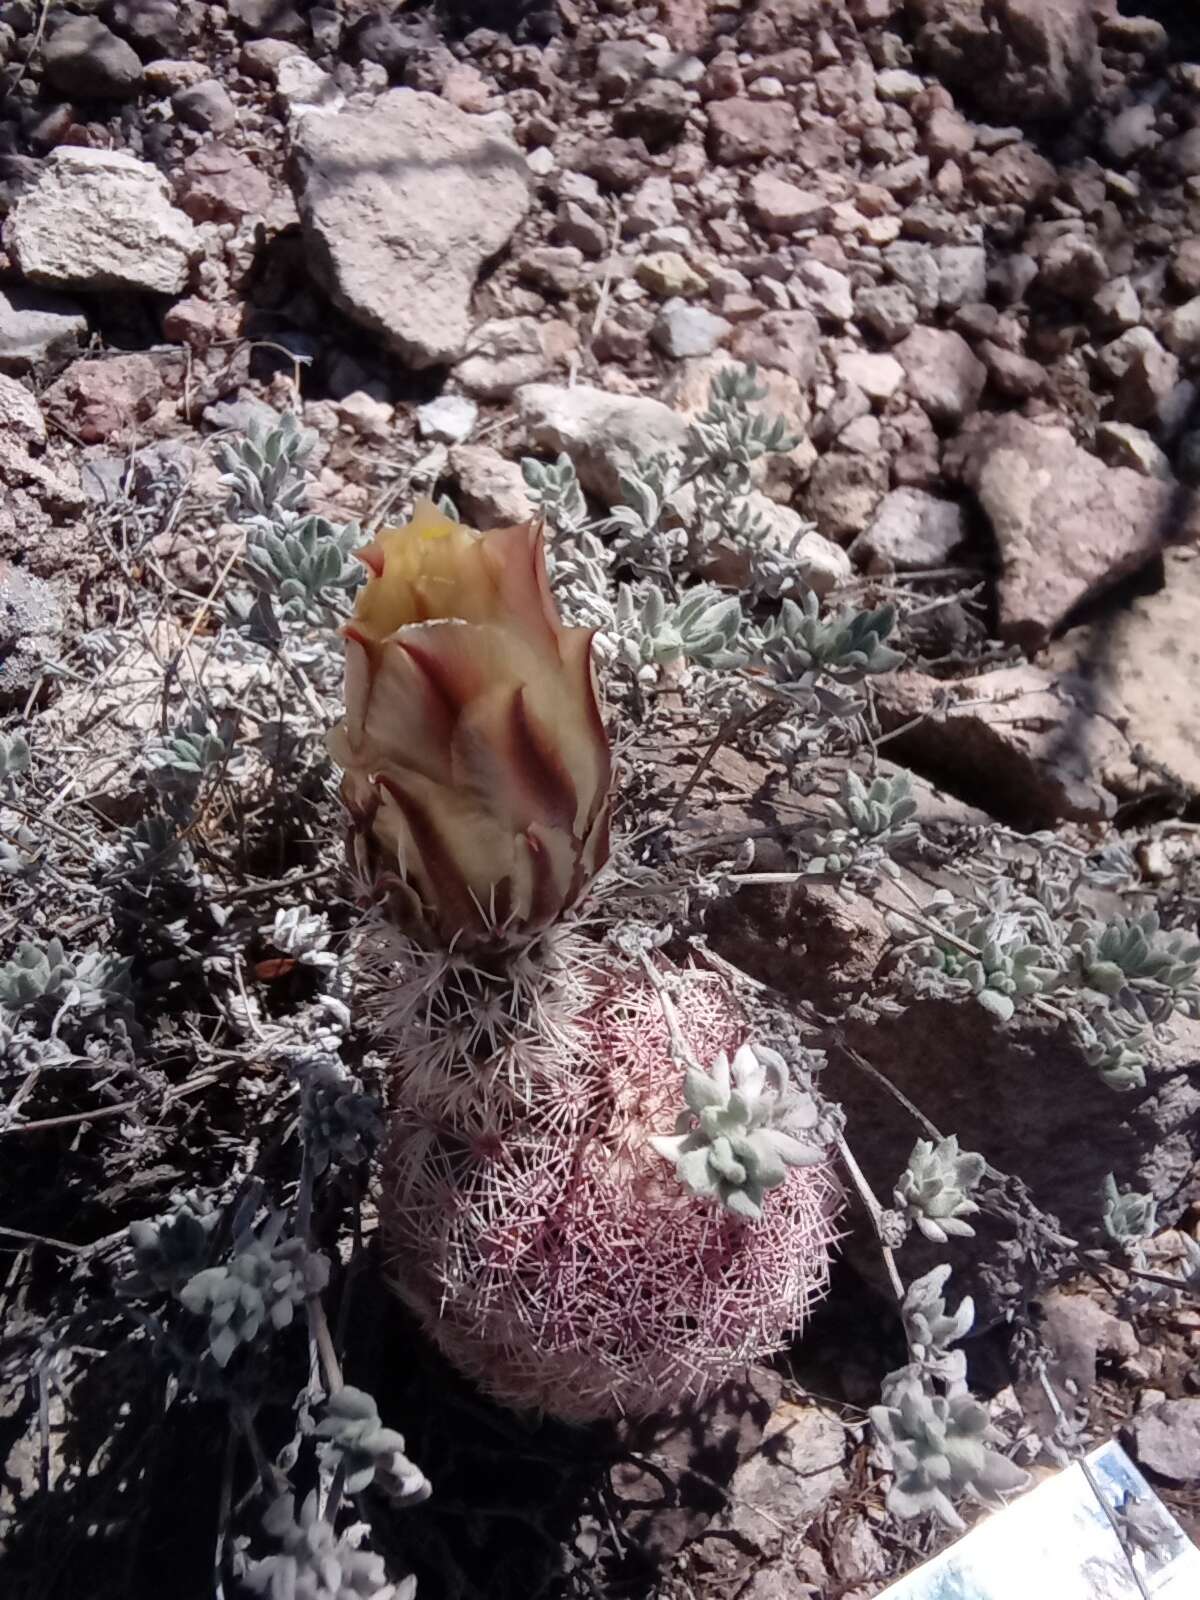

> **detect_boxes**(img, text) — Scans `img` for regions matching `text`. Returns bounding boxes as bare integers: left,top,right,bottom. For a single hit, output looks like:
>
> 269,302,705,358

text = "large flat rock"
288,89,531,368
947,413,1187,645
5,148,198,295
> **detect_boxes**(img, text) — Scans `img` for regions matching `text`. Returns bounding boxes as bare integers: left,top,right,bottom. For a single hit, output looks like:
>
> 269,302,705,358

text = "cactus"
329,506,839,1421
376,950,838,1421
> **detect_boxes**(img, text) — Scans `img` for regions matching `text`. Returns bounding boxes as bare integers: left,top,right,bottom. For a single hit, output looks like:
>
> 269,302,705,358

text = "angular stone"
1094,422,1172,480
653,301,731,358
5,148,198,295
857,488,967,572
894,326,986,428
948,413,1179,643
711,1403,846,1559
0,559,64,709
635,251,707,297
855,284,917,345
793,259,853,323
1110,329,1180,430
43,354,165,445
730,309,820,386
416,394,477,444
747,173,830,234
877,663,1131,824
288,89,531,368
106,0,191,60
1039,233,1108,301
935,243,987,309
1045,546,1200,796
44,16,142,99
173,80,239,134
1128,1399,1200,1484
516,382,690,505
707,99,797,164
835,350,904,401
177,142,273,224
913,0,1100,124
1163,296,1200,361
449,444,534,527
0,286,87,375
455,317,550,401
805,450,888,540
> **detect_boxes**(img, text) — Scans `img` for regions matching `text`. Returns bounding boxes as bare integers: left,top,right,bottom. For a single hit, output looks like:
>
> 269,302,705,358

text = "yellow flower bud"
327,500,612,945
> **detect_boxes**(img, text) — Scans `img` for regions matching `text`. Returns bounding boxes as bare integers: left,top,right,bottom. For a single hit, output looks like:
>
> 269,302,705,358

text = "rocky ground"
2,0,1200,1597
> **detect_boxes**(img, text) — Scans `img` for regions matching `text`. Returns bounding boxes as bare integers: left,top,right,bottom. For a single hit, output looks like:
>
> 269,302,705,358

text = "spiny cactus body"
376,945,839,1421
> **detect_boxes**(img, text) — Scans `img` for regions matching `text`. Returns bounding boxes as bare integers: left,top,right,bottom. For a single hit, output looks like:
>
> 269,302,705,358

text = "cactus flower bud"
327,499,612,945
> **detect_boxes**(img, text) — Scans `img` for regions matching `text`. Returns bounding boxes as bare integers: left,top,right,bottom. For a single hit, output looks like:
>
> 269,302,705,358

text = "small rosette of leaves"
0,730,31,786
266,906,339,973
215,411,312,523
178,1211,329,1368
871,1365,1029,1532
1069,912,1200,1005
684,363,800,487
1074,1008,1154,1091
244,513,364,620
1101,1174,1157,1251
316,1387,432,1503
901,1265,975,1371
757,592,903,704
910,901,1058,1022
145,717,231,794
650,1042,827,1222
243,1490,411,1600
894,1135,986,1244
297,1056,381,1176
803,769,918,881
615,582,746,674
521,452,588,535
0,938,131,1020
125,1191,220,1297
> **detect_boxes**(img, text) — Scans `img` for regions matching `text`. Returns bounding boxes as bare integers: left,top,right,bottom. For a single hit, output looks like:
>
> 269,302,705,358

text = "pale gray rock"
516,382,689,505
1094,422,1172,480
935,243,987,309
1128,1399,1200,1484
455,317,549,401
947,413,1179,642
449,444,534,527
835,350,904,401
1163,296,1200,362
288,89,531,368
855,284,917,345
858,488,967,572
5,149,198,295
652,300,731,358
416,394,477,444
793,259,853,323
0,286,87,375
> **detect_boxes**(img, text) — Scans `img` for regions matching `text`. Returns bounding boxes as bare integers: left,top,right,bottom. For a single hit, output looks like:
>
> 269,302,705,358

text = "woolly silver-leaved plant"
650,1042,828,1222
894,1136,986,1243
316,1387,431,1503
243,1490,409,1600
871,1368,1029,1531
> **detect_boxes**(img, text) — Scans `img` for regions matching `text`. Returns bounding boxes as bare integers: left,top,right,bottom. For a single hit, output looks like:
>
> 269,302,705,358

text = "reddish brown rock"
707,99,798,164
729,310,820,386
43,353,168,444
177,142,272,223
947,413,1187,643
969,142,1057,206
